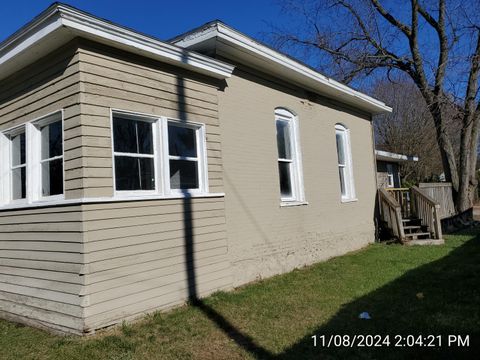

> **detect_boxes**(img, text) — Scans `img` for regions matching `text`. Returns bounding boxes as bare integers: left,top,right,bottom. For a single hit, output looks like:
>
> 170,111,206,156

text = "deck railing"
410,186,443,240
386,188,411,218
379,188,405,242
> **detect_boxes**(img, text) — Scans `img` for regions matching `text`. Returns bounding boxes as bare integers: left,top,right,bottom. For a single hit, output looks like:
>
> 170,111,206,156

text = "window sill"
341,197,358,203
280,200,309,207
0,192,225,212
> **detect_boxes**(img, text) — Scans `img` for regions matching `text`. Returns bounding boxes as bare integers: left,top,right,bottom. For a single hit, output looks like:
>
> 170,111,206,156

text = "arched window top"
275,107,297,120
335,123,348,131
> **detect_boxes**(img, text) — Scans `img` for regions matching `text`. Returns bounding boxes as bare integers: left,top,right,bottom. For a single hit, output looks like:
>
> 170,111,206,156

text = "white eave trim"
172,22,392,114
0,4,234,80
375,150,419,162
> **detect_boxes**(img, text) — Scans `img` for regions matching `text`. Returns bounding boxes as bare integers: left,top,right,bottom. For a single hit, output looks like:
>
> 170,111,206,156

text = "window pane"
12,133,26,166
41,121,62,160
42,159,63,196
170,160,199,189
115,156,155,191
276,120,291,159
339,167,346,196
278,161,292,198
12,167,26,200
336,132,345,166
137,121,154,154
168,124,197,158
113,117,153,154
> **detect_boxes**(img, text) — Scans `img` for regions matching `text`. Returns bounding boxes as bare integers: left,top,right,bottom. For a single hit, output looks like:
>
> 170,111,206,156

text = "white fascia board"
173,23,392,114
0,10,63,68
0,4,234,81
375,150,419,162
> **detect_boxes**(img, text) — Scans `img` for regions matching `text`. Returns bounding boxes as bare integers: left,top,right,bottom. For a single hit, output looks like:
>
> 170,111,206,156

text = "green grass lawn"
1,230,479,360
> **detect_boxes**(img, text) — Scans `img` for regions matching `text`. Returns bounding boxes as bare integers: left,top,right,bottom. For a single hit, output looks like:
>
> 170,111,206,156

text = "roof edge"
375,150,419,162
0,3,234,80
171,21,392,114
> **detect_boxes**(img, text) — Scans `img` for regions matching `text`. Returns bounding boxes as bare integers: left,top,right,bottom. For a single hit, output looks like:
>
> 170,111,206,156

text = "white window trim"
110,109,209,199
7,127,27,205
110,111,160,197
0,110,64,207
164,119,209,196
335,124,356,202
386,163,395,188
275,108,305,204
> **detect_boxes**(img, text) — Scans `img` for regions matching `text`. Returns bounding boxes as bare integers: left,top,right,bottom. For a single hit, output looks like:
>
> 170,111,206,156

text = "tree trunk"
428,101,476,213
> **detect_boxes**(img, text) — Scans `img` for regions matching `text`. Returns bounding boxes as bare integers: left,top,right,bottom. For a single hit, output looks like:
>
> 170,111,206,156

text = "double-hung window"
275,108,304,203
40,120,64,197
111,112,208,197
10,131,27,201
0,111,64,206
112,115,156,192
335,124,356,201
167,121,205,192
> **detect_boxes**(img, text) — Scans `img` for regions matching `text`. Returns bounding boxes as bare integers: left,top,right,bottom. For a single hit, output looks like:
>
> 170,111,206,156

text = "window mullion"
26,122,40,202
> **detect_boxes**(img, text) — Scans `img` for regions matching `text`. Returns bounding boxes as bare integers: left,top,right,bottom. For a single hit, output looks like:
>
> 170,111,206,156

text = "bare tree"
372,78,444,183
271,0,480,211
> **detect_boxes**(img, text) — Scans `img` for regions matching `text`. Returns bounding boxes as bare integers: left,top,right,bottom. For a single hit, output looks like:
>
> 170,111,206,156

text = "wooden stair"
378,187,444,245
401,218,444,245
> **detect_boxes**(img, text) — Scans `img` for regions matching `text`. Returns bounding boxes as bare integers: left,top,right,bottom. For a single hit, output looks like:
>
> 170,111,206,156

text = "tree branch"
370,0,412,37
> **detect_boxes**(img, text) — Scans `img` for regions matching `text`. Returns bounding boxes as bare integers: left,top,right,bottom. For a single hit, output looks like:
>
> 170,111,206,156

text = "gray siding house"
0,4,391,334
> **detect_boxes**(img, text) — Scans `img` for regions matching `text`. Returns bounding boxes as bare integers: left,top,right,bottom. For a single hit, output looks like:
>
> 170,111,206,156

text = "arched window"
335,124,356,201
275,108,304,203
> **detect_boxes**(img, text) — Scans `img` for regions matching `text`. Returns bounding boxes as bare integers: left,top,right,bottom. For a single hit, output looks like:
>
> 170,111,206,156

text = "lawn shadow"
276,232,480,359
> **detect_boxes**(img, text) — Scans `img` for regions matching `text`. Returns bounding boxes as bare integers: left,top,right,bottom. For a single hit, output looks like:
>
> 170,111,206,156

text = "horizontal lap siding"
80,197,231,331
76,41,224,198
0,42,86,333
73,41,229,331
0,205,84,334
0,41,83,202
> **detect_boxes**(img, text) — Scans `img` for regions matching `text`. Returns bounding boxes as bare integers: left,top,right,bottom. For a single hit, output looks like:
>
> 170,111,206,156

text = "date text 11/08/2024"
312,335,470,348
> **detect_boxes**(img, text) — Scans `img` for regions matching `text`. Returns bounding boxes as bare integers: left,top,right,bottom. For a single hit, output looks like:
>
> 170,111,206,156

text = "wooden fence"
418,182,456,219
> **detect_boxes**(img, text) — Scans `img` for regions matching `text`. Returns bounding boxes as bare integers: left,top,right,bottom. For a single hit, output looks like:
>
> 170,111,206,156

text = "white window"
111,111,208,197
335,124,355,201
386,163,395,188
38,118,64,198
275,108,304,203
10,130,27,202
112,114,157,193
166,121,207,194
0,111,64,206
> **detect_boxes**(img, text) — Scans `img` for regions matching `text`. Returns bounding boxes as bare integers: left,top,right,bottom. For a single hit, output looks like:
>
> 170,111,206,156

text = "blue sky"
0,1,283,43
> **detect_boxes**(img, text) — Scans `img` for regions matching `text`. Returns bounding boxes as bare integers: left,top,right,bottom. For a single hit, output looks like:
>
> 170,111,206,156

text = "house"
375,150,418,188
0,4,391,334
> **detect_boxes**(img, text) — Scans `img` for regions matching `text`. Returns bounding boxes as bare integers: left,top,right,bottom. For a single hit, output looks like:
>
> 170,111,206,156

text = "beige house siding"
73,40,224,198
80,197,230,331
73,42,232,331
0,36,379,333
0,39,231,333
218,65,378,286
0,42,86,333
0,205,84,334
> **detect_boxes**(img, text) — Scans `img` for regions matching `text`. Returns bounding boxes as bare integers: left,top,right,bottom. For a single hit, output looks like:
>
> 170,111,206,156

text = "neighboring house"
375,150,418,188
0,4,391,334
